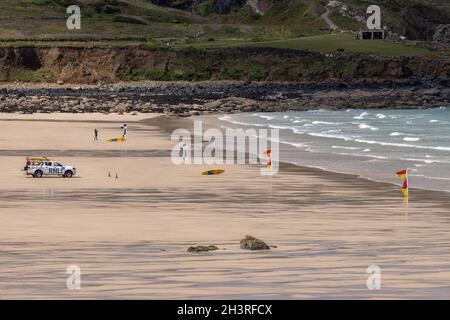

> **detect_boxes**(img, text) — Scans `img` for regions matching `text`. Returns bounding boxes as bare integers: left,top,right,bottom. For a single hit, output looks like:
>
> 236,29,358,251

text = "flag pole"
406,168,409,193
405,168,409,204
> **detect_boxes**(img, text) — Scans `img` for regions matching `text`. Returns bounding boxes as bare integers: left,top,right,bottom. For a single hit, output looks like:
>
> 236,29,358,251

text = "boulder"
240,235,270,250
433,24,450,46
187,245,219,253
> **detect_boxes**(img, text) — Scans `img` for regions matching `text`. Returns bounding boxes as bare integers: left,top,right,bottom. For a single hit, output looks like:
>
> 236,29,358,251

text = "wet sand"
1,113,450,299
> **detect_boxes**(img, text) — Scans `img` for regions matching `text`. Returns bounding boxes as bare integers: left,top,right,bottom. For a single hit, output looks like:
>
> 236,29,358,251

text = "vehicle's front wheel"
33,170,43,178
64,170,73,178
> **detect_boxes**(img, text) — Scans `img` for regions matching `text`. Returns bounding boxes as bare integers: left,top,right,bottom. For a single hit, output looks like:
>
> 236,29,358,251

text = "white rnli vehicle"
25,159,76,178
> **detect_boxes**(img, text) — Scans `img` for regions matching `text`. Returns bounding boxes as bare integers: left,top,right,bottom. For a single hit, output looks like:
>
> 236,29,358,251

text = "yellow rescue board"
26,156,51,161
202,169,225,176
106,137,127,142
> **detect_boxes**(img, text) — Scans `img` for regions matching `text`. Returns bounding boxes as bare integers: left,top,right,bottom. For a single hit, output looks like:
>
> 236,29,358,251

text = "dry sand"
1,113,450,299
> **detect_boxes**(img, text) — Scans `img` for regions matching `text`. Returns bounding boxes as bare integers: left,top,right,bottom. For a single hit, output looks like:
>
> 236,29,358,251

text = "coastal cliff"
0,46,448,84
0,46,449,116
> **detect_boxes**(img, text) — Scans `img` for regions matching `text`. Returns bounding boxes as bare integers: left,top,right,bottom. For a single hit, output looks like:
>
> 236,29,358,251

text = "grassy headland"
0,0,449,84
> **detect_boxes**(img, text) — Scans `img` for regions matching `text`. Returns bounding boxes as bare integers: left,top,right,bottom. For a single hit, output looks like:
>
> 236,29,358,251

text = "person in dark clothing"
94,128,99,140
121,124,128,138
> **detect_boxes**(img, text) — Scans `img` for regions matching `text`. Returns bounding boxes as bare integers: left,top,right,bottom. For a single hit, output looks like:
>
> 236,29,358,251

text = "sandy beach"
1,112,450,299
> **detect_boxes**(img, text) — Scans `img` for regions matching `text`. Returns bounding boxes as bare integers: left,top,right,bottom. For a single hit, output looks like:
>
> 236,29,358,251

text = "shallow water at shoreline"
219,108,450,192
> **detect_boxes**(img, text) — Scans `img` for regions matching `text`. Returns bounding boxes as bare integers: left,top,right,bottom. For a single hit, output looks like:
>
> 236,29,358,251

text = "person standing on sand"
181,142,189,163
94,128,99,141
121,124,128,138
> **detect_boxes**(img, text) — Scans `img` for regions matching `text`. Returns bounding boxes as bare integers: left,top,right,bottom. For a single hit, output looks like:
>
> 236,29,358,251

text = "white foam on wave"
336,152,388,160
267,124,306,135
376,113,386,119
366,154,388,160
312,121,340,125
308,132,353,141
435,146,450,151
390,132,403,136
266,135,307,149
430,120,439,123
331,146,360,150
403,137,421,142
357,123,379,131
325,129,342,133
280,141,306,148
354,138,450,151
353,112,368,120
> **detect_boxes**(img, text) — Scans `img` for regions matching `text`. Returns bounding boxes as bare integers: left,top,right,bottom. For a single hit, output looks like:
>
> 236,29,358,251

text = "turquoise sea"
220,107,450,192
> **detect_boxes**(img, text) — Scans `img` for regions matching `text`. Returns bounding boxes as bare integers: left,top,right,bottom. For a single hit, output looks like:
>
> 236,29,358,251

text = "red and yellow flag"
402,179,409,197
396,169,407,179
263,149,272,170
396,169,409,198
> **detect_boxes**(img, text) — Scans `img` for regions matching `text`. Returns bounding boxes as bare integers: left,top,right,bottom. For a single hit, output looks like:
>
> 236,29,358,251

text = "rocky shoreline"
0,80,449,116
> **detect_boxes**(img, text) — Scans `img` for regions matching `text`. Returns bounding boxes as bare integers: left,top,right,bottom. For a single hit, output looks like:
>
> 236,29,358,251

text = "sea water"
219,107,450,192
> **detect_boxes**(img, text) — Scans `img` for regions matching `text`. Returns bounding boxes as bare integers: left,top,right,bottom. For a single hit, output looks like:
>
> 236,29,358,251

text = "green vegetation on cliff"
0,0,448,84
0,46,448,84
2,0,449,42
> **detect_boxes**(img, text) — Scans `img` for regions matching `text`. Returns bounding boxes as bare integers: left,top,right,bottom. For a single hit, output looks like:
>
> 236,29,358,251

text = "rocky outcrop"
0,81,448,116
326,1,365,24
246,0,270,14
187,245,219,252
203,97,262,112
434,24,450,46
240,235,270,250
